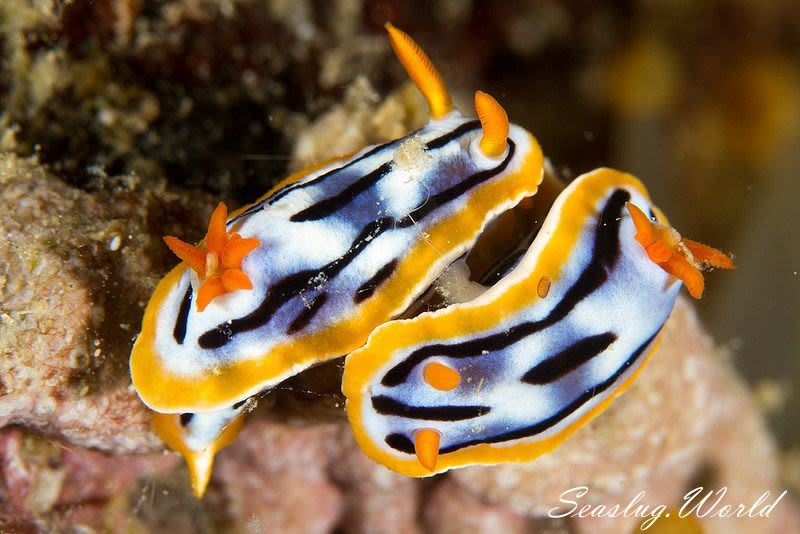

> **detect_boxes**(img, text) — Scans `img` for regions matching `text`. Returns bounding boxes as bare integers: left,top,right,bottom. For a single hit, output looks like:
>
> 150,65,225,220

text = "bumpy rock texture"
0,0,797,532
0,154,215,453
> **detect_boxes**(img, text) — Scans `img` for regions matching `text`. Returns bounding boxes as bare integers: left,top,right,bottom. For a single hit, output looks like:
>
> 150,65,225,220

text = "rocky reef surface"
1,0,798,532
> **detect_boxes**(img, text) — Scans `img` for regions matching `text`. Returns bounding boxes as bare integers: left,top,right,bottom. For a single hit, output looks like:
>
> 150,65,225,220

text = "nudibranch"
130,23,544,496
342,168,734,477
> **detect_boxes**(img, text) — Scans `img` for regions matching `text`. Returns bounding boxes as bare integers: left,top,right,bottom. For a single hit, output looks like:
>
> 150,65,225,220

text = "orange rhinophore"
385,22,453,120
414,429,441,471
475,90,510,158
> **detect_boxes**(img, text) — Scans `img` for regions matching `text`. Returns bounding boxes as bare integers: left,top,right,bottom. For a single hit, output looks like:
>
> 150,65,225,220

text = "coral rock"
207,421,344,534
424,478,531,534
0,154,210,453
0,427,177,530
330,424,422,534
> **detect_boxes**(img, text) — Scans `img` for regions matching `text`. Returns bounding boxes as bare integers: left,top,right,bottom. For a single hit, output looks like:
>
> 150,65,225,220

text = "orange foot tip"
152,412,244,498
163,202,260,311
626,203,735,299
414,429,441,472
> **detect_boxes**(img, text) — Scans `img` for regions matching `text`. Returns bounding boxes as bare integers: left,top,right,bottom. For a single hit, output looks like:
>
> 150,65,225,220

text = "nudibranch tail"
152,410,244,498
474,91,510,158
626,203,734,299
162,202,260,311
385,22,453,119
